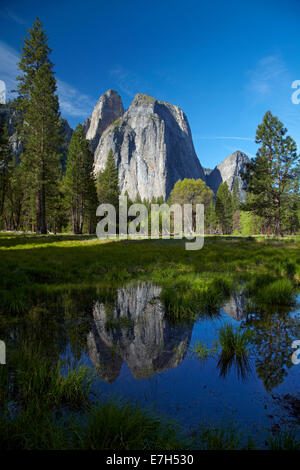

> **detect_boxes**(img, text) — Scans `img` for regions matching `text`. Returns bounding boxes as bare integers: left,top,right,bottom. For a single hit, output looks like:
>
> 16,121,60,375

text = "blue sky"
1,0,300,168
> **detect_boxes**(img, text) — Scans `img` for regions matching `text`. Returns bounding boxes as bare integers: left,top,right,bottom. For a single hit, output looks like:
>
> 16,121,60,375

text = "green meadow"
0,233,299,316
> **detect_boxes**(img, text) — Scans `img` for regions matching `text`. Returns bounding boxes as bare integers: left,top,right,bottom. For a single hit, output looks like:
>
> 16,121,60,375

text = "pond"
1,282,300,443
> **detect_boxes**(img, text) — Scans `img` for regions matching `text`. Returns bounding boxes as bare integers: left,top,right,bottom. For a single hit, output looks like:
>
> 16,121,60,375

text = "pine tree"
232,178,241,212
215,182,233,234
16,18,62,234
0,120,12,220
205,199,218,234
232,178,241,233
64,124,97,234
97,149,120,208
242,111,299,236
3,156,24,230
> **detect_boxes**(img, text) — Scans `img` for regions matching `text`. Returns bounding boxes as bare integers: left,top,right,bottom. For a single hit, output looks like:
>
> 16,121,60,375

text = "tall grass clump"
160,274,235,321
267,429,300,450
194,423,243,450
219,324,252,358
217,324,252,379
13,350,94,410
80,400,184,450
0,406,73,450
256,279,296,306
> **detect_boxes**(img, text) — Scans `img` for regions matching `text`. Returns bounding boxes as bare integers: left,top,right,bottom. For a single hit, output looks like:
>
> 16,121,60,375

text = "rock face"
91,92,205,201
206,151,250,200
222,291,246,321
87,282,193,381
83,89,124,154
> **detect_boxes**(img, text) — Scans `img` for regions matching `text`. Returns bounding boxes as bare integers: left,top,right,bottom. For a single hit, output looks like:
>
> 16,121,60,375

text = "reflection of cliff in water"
87,283,193,382
222,292,246,321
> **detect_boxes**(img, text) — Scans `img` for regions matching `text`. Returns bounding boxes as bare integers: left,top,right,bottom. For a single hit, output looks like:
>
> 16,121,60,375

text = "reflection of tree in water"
0,288,97,380
62,288,95,360
87,283,194,382
217,351,251,381
0,301,67,363
242,305,300,392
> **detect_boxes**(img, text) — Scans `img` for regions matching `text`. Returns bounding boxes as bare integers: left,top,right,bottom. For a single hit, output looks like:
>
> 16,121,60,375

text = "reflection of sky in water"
60,285,300,440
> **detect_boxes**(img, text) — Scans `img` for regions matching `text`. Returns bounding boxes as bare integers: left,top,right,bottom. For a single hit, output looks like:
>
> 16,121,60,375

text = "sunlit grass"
0,234,299,317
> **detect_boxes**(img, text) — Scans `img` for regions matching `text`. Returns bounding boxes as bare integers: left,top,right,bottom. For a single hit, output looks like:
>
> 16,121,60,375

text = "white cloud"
56,80,95,117
247,55,287,97
0,40,19,97
0,40,95,118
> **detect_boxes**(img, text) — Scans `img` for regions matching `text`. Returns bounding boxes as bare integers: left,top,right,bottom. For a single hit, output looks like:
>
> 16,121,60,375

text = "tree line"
0,18,299,236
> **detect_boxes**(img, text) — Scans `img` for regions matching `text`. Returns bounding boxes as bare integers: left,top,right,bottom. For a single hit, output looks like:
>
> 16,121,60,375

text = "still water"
2,282,300,439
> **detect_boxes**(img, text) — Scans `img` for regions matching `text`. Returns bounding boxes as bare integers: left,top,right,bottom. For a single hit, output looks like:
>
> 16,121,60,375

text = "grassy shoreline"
0,233,299,315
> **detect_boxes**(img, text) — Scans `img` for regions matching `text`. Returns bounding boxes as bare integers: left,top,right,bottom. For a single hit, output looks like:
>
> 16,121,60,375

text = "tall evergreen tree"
232,178,241,212
205,199,218,234
242,111,299,236
3,156,24,230
232,178,241,233
64,124,97,234
16,17,62,234
215,182,233,234
97,149,120,208
0,120,12,220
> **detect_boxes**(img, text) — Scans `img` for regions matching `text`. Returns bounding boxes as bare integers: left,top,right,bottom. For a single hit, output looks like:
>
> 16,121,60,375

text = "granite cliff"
83,89,124,154
85,90,205,201
205,150,250,199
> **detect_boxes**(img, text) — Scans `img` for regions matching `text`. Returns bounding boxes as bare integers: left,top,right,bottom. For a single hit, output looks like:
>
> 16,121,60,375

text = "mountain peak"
206,150,250,199
84,90,124,153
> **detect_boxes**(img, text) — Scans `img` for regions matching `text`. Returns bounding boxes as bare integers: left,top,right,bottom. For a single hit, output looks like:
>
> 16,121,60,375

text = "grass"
0,400,185,450
81,400,183,450
160,274,236,321
0,234,299,318
217,324,253,379
218,324,252,358
257,279,296,306
9,351,94,410
190,339,218,360
267,429,300,450
194,423,243,450
0,340,186,450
